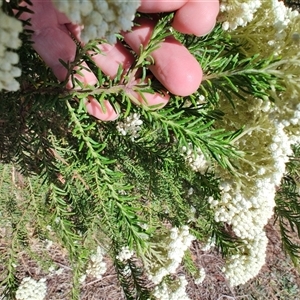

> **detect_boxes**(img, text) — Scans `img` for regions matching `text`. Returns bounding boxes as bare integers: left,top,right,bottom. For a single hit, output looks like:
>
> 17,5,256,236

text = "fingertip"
165,63,203,97
89,42,135,79
150,37,203,97
65,23,83,43
85,97,118,121
172,1,219,36
129,89,170,109
65,62,98,90
138,0,187,13
124,19,202,97
122,18,156,53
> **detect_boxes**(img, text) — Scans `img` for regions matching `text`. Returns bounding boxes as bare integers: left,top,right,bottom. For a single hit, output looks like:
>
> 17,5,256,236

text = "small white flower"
85,246,107,279
55,268,64,276
202,237,215,252
181,143,210,173
44,239,53,250
116,246,134,262
15,277,47,300
218,0,262,31
116,113,143,141
194,267,206,285
153,276,191,300
79,274,87,284
148,226,194,285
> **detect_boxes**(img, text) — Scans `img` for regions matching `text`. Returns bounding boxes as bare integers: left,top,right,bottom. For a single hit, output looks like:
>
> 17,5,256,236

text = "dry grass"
1,218,299,300
0,169,299,299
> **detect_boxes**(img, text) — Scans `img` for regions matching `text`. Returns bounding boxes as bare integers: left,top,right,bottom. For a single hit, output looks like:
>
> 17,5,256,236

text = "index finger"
138,0,188,13
172,0,219,36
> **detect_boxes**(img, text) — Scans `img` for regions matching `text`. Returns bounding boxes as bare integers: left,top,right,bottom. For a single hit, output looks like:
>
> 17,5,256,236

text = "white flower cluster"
148,226,195,285
116,246,134,262
209,176,277,240
225,0,300,59
194,267,206,285
286,103,300,144
0,1,22,91
223,232,268,286
257,2,300,144
266,0,299,54
269,94,300,145
219,0,262,30
181,143,210,174
225,1,300,145
48,265,64,276
51,0,140,44
153,275,190,300
85,246,107,279
116,113,143,141
15,277,47,300
212,96,293,286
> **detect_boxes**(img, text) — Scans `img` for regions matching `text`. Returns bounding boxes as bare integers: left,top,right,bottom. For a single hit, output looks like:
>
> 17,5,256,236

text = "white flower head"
52,0,141,44
148,226,194,285
181,143,210,173
153,275,191,300
218,0,262,30
116,113,143,141
116,246,134,262
15,277,47,300
85,246,107,280
194,267,206,285
0,6,22,91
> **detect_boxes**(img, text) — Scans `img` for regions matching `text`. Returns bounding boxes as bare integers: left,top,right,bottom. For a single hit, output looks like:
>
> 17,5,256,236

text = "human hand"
18,0,219,120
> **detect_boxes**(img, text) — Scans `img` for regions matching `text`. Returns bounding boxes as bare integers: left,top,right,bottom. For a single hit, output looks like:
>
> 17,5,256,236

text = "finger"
90,43,170,109
89,42,135,79
172,0,220,36
123,18,202,97
31,27,77,82
151,36,203,96
129,90,170,109
18,0,117,121
65,23,83,43
66,62,98,89
138,0,187,13
84,96,118,121
32,27,98,89
127,77,170,108
18,0,77,82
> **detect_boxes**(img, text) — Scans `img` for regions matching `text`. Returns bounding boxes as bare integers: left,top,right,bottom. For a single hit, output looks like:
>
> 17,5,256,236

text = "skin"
122,18,203,96
137,0,187,13
17,0,220,120
172,0,220,36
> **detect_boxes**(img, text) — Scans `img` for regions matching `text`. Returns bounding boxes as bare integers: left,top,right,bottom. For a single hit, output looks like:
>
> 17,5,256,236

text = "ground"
1,217,299,300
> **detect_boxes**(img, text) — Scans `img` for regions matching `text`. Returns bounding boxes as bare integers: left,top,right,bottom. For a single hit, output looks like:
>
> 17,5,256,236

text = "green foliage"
116,259,152,300
182,249,199,278
275,144,300,268
177,24,284,106
0,165,48,298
